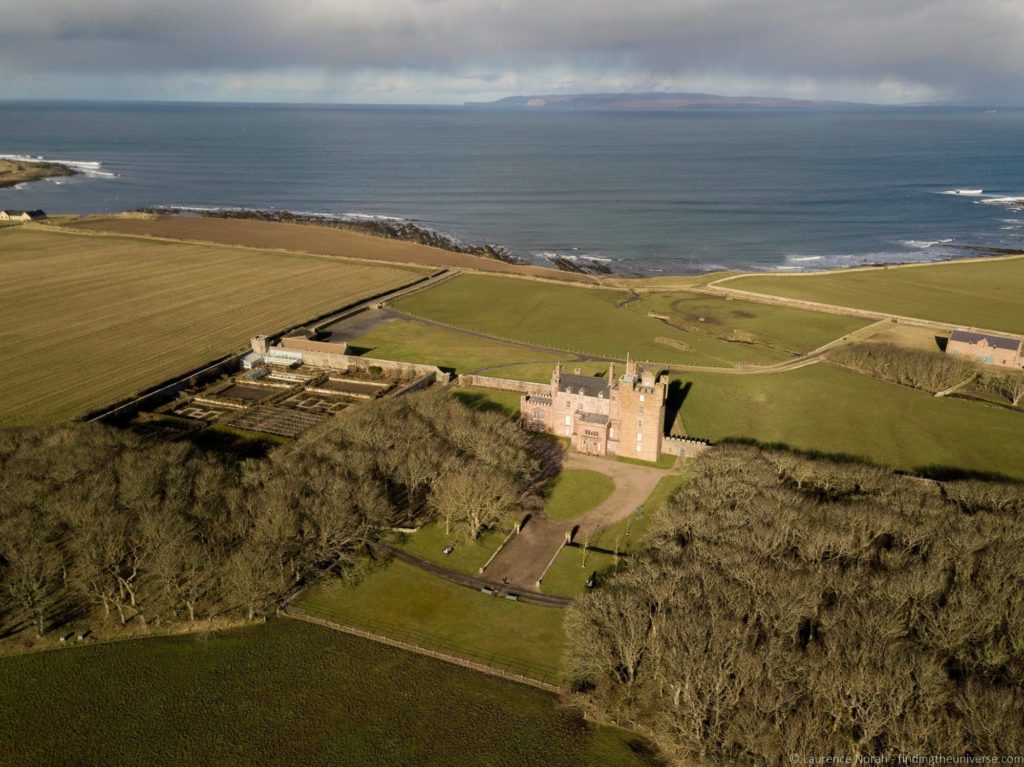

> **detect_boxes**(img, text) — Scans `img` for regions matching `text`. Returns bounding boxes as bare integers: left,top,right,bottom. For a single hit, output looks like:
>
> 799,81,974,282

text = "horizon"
2,1,1022,105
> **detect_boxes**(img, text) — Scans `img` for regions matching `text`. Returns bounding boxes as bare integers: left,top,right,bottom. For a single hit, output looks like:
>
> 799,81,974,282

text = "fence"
285,605,562,691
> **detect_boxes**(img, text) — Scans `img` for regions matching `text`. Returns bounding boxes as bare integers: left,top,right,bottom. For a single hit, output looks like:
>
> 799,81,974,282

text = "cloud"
0,0,1020,103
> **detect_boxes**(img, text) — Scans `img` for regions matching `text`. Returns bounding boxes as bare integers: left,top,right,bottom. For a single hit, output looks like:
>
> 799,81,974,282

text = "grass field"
294,560,566,683
674,363,1024,479
724,257,1024,335
395,273,870,366
0,227,424,424
397,522,509,574
0,619,651,767
544,469,616,521
350,316,562,374
451,386,525,418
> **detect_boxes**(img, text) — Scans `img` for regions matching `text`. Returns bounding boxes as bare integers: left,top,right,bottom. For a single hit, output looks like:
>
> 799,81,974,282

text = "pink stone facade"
521,358,668,462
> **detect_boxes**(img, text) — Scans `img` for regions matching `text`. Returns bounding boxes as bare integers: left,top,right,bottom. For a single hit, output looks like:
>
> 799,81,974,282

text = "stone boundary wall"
279,337,349,355
662,435,712,458
458,374,549,396
387,373,438,398
282,609,560,693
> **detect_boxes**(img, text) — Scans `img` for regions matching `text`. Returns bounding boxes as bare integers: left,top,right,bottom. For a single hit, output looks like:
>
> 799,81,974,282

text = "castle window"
636,444,642,452
636,433,643,441
532,410,545,421
639,394,645,402
637,420,643,428
639,407,645,415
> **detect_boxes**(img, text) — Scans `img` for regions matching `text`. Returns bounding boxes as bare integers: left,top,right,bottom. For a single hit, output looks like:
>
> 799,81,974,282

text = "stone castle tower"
616,356,668,462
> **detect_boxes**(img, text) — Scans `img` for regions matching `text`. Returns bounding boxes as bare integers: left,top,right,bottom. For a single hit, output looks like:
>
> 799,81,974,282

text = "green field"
544,469,616,521
0,619,650,766
395,274,868,366
674,363,1024,479
725,257,1024,334
294,560,566,683
0,227,425,425
398,522,509,574
541,546,622,598
351,316,562,374
451,386,525,418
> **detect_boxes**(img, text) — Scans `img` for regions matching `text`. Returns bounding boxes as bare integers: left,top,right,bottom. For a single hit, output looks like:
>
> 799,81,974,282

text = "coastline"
0,157,78,189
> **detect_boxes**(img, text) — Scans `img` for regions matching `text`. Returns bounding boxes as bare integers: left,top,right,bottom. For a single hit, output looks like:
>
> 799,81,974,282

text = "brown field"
67,214,596,282
0,227,426,425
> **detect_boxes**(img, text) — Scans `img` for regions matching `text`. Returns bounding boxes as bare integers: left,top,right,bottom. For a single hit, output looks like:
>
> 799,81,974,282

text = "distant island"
0,157,78,188
466,91,880,110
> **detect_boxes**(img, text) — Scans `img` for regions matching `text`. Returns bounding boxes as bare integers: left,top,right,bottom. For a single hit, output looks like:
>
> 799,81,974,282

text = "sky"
0,0,1021,105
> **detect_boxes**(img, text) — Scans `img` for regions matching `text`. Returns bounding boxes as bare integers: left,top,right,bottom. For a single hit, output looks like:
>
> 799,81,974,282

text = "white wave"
782,249,958,271
901,238,953,249
0,153,117,178
535,251,614,263
981,195,1024,206
341,212,407,222
941,189,984,196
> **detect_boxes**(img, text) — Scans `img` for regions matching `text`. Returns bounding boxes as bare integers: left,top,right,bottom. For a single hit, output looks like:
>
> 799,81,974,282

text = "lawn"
0,619,652,767
724,257,1024,335
398,522,509,574
674,363,1024,479
350,316,561,375
0,227,425,425
544,469,616,521
293,560,566,684
633,291,869,357
395,273,870,367
451,386,525,418
541,546,622,598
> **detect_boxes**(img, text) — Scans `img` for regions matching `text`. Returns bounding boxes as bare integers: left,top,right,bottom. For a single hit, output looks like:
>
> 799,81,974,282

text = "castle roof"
949,328,1021,352
558,373,609,398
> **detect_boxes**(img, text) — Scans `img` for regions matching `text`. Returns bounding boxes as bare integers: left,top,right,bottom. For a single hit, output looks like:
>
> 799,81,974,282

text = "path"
483,454,671,589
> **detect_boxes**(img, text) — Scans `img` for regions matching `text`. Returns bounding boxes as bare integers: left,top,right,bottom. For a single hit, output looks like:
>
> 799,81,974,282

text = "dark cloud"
0,0,1020,103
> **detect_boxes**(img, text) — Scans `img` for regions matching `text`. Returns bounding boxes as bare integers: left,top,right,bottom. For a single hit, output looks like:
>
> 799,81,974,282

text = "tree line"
565,445,1024,765
830,342,1024,406
0,394,535,638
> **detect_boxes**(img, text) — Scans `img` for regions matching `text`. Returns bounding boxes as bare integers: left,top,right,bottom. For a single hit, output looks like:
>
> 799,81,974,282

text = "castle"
521,357,668,462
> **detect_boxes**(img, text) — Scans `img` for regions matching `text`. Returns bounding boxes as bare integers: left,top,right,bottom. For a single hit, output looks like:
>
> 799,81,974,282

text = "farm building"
521,357,668,462
945,328,1023,369
0,209,46,222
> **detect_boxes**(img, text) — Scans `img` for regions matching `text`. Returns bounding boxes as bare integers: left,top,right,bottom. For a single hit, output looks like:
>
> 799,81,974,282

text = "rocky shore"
0,158,78,189
139,207,529,266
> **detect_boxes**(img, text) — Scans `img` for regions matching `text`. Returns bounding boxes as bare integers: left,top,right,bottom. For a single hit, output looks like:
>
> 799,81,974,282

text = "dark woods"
566,445,1024,764
0,394,536,638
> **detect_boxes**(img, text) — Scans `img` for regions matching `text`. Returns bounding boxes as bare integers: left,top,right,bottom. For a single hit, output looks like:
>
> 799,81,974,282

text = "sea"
2,101,1023,274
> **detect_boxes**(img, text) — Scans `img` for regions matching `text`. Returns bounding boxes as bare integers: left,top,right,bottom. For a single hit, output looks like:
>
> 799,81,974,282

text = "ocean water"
1,101,1023,274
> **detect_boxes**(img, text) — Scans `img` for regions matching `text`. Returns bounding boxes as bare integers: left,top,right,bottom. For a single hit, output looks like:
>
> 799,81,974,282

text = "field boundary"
283,607,562,692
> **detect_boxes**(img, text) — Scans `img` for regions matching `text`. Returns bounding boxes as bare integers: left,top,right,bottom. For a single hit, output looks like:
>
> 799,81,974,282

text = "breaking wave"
941,189,984,196
0,153,117,178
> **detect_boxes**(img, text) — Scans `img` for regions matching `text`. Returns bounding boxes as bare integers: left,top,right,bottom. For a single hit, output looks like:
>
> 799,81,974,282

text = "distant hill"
465,92,882,111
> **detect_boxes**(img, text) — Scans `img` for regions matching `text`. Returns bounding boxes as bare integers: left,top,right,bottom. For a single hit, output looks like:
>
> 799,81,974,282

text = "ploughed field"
394,274,870,366
0,227,425,425
68,214,594,282
0,619,650,767
724,257,1024,335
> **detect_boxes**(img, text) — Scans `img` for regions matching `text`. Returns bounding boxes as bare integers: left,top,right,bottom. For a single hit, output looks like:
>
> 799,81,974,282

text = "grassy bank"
725,257,1024,335
0,619,650,766
674,363,1024,479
